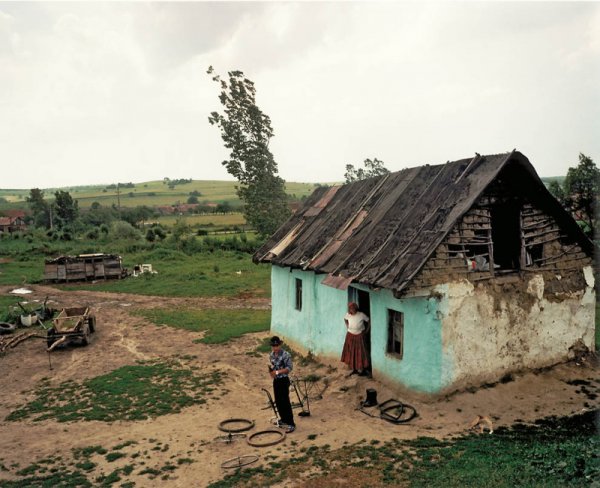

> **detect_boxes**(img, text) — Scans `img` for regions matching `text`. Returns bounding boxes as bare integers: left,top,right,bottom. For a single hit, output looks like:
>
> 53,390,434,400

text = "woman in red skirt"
341,302,370,376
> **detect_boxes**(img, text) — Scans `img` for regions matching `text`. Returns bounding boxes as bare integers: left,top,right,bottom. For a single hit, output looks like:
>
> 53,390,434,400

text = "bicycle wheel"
247,430,286,447
214,433,247,444
380,403,417,424
221,455,259,469
218,418,255,433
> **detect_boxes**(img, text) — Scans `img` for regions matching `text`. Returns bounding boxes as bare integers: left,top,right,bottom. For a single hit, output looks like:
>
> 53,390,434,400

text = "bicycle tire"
221,455,259,469
218,418,255,433
247,429,286,447
380,403,417,424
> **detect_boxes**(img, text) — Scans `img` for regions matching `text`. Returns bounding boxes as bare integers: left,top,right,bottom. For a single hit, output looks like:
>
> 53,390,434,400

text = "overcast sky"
1,1,599,189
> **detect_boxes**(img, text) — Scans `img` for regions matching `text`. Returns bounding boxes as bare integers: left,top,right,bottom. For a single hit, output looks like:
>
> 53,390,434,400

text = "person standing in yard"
341,302,370,376
269,336,295,433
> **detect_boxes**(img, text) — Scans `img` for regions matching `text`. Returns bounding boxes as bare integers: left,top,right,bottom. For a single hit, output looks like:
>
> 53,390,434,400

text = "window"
295,278,302,311
387,310,403,358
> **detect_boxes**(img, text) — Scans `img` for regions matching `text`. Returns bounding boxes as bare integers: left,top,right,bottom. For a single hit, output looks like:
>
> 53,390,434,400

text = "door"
348,287,372,371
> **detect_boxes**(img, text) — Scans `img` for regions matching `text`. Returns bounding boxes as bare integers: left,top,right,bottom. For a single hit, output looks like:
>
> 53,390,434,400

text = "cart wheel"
81,324,91,346
221,455,259,470
88,315,96,333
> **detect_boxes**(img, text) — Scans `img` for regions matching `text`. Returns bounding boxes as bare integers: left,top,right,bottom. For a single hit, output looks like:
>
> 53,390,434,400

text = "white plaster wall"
439,266,596,390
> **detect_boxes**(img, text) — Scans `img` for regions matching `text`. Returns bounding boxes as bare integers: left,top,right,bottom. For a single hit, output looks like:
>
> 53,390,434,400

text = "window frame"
387,309,404,359
294,278,302,311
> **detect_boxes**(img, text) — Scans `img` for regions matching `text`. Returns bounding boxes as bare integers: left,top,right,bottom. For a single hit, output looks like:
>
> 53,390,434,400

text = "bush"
180,236,203,255
86,228,100,240
109,221,142,241
145,228,156,242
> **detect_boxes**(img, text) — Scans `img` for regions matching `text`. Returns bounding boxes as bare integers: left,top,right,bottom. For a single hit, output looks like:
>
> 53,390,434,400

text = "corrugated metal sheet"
321,274,354,290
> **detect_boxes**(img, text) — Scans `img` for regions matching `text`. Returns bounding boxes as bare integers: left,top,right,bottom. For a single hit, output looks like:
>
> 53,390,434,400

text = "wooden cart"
47,307,96,351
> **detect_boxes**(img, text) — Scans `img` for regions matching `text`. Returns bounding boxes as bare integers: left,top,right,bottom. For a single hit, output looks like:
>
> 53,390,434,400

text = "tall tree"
548,153,599,238
207,67,290,236
344,158,390,183
26,188,51,228
53,190,79,229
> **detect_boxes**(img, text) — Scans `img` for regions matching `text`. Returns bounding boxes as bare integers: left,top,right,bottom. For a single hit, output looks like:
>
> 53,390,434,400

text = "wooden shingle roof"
254,151,592,295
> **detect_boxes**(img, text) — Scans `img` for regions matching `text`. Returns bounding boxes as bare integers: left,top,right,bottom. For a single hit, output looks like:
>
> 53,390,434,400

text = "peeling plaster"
583,266,595,288
439,270,595,391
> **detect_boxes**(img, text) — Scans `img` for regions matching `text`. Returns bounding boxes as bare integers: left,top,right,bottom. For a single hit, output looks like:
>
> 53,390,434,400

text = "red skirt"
341,331,369,370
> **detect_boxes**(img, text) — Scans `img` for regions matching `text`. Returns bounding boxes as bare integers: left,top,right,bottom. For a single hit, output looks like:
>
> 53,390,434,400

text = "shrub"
86,228,100,240
152,225,166,240
110,221,142,241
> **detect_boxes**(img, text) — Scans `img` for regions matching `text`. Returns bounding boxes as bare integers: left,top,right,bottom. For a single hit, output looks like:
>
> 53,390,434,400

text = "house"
253,151,595,395
2,210,26,219
156,206,176,215
0,216,26,234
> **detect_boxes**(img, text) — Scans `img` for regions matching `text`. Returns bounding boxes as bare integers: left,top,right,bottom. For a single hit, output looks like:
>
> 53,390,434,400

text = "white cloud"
0,2,598,188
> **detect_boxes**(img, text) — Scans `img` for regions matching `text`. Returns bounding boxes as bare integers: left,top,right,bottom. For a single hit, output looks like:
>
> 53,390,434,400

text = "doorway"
348,287,372,372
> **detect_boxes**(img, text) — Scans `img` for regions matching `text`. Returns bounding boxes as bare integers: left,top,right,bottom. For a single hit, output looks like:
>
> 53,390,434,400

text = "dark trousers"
273,376,294,427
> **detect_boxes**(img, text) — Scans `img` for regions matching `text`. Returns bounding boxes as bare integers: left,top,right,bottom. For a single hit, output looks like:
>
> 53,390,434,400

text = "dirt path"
0,285,597,487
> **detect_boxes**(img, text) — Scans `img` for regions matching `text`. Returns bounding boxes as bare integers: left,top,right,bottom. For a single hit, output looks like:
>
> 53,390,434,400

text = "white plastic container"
20,314,38,327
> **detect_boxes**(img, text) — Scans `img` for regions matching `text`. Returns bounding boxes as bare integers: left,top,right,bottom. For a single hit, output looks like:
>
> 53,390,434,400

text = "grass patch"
136,308,270,344
73,446,108,459
62,251,270,299
7,358,225,422
105,452,125,463
0,238,270,299
111,440,137,451
0,469,92,487
177,458,194,465
0,256,42,287
156,212,246,227
208,409,599,487
74,460,97,472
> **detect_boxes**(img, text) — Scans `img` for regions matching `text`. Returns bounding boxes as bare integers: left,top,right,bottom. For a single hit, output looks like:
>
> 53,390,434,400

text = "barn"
253,151,596,394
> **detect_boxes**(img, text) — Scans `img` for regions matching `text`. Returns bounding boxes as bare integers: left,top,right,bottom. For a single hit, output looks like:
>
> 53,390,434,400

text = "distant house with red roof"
0,216,26,233
2,209,26,219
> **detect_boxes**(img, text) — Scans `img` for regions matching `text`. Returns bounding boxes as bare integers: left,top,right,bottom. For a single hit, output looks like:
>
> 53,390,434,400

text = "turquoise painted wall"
271,265,444,393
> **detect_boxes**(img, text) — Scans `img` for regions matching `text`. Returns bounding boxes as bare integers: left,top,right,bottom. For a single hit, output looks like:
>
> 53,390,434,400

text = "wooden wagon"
46,307,96,351
44,254,127,283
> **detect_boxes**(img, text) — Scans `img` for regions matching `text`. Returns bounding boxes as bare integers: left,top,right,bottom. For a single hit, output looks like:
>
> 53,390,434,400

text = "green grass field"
0,179,323,210
209,410,599,488
154,213,247,228
135,308,270,344
6,358,225,423
62,250,270,298
0,236,270,298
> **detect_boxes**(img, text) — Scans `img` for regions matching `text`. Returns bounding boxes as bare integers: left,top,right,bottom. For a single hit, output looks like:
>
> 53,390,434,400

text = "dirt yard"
0,284,598,487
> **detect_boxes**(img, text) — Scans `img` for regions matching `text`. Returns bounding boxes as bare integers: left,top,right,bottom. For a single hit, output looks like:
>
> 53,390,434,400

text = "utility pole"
117,183,121,219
